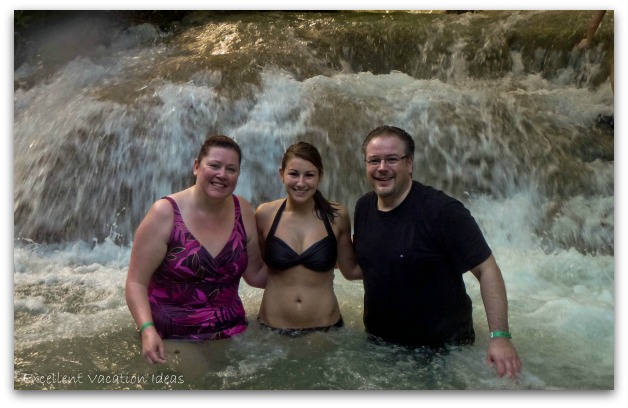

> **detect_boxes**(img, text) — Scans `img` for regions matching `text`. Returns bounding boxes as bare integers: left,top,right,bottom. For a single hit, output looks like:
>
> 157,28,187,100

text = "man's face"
364,135,413,202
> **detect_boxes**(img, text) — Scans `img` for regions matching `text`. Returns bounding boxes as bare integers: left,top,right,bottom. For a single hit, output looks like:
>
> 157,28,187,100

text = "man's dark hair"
362,125,415,158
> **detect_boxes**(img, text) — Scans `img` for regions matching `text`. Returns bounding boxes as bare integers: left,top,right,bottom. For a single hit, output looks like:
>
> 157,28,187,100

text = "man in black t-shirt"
353,125,521,379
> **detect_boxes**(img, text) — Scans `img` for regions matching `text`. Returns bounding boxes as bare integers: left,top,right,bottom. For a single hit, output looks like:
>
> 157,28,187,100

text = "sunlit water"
13,11,614,390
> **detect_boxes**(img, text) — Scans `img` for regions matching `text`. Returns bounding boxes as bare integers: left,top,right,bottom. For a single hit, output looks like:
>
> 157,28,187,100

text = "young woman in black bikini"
255,142,362,335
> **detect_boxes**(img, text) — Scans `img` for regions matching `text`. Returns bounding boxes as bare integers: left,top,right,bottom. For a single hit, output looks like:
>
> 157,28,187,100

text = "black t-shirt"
354,181,492,347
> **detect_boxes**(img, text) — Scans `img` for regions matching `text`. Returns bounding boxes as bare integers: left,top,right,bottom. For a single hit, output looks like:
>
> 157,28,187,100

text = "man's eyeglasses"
365,155,408,167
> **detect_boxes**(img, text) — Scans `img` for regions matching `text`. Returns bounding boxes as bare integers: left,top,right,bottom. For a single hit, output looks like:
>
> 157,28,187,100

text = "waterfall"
14,10,613,250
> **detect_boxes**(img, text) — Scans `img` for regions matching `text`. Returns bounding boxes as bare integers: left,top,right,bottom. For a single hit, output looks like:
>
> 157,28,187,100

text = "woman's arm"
334,204,363,280
240,197,268,288
125,199,172,364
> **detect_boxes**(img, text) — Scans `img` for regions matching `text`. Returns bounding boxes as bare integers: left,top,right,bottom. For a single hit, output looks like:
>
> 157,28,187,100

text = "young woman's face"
280,157,321,203
194,147,240,199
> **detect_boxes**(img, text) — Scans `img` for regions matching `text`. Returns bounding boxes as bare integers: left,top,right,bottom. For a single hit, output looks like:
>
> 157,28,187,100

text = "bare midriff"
258,265,341,329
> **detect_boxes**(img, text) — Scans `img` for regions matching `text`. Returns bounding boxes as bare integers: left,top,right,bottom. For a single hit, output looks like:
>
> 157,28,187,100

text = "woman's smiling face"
280,157,321,203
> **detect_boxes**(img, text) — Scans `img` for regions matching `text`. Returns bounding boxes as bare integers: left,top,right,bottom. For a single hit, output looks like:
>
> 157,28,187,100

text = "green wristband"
490,330,512,339
138,321,154,334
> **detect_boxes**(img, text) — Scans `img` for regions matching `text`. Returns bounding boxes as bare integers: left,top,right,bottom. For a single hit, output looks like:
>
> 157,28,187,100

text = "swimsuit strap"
162,196,179,212
267,199,335,239
161,195,241,239
162,195,240,216
320,208,335,237
161,196,182,230
267,199,288,239
232,194,241,221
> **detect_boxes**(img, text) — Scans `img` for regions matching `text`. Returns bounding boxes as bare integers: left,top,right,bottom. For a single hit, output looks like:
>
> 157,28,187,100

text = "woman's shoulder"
330,201,350,225
331,201,348,212
255,199,285,228
256,198,284,214
234,194,252,209
150,196,176,217
139,197,176,236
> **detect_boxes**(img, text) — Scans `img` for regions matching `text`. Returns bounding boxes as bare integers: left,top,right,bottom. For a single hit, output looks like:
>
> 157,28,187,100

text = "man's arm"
470,255,522,379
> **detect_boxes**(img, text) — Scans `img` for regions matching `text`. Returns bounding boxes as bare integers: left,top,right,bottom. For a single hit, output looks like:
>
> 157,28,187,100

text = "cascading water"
13,10,614,390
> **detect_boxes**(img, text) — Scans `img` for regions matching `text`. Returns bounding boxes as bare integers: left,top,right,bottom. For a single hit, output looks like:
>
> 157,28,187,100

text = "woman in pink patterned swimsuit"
125,135,267,364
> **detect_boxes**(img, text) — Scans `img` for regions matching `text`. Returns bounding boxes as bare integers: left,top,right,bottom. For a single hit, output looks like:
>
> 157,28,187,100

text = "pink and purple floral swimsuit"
147,196,248,340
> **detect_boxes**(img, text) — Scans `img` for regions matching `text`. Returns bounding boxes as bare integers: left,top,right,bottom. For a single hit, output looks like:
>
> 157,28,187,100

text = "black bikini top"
263,200,338,272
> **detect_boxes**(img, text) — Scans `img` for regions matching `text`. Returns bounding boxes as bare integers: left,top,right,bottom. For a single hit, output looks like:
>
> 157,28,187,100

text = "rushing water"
13,10,614,390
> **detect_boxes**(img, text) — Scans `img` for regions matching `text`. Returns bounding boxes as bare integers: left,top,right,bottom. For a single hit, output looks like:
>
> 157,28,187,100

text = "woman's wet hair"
281,141,339,223
197,135,242,165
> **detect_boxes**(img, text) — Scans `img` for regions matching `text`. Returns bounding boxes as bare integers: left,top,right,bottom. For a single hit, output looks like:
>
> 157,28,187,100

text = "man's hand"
486,337,522,378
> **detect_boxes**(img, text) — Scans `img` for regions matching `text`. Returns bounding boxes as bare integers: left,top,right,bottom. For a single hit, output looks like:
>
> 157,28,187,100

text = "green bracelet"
490,330,512,339
138,321,154,334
